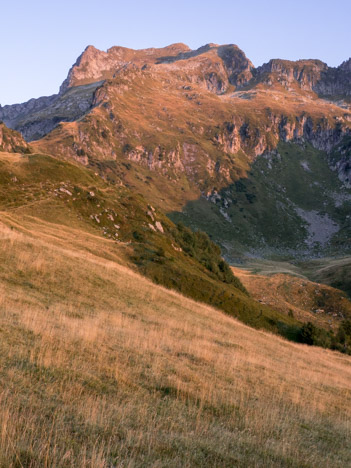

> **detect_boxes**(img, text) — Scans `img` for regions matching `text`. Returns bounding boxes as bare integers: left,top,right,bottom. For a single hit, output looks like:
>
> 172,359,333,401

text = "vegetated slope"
0,215,351,467
232,266,351,331
0,145,308,342
298,255,351,298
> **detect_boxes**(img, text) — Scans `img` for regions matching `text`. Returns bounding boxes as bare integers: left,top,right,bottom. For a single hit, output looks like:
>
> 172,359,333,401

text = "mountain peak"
2,42,351,144
83,44,100,54
59,45,108,93
59,43,196,92
162,42,190,51
255,58,328,91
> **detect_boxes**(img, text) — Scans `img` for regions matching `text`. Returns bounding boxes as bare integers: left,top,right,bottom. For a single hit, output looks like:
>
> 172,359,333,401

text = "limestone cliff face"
214,112,349,158
255,59,327,91
218,45,254,87
0,95,56,123
329,137,351,187
332,155,351,187
255,58,351,99
314,59,351,98
157,43,254,93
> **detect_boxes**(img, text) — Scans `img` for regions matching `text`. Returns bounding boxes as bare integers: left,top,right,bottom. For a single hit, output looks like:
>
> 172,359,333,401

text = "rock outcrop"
255,59,327,90
329,137,351,187
254,57,351,100
0,122,30,153
59,43,254,95
0,41,350,199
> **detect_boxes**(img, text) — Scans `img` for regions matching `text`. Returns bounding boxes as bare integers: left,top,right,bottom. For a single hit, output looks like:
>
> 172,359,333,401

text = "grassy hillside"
0,216,350,467
298,256,351,299
232,266,351,331
1,47,351,467
242,255,351,305
0,150,310,342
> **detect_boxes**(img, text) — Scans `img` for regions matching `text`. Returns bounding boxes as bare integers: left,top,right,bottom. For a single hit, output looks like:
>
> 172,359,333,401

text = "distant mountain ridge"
1,42,351,259
1,43,350,142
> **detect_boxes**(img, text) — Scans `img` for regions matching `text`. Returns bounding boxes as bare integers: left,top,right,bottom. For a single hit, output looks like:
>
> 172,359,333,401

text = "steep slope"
0,43,253,142
232,266,351,331
31,51,351,211
254,57,351,103
60,42,254,95
2,45,351,468
0,122,30,153
298,255,351,299
0,82,101,141
1,211,351,467
1,144,314,342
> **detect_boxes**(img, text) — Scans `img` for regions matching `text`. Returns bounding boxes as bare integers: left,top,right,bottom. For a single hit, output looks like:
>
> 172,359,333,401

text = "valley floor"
0,214,351,467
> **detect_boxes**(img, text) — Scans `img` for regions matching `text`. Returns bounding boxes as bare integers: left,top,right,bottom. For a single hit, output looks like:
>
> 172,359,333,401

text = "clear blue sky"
1,0,350,105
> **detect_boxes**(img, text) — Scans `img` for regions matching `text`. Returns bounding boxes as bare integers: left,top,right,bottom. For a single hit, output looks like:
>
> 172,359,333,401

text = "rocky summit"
1,42,351,259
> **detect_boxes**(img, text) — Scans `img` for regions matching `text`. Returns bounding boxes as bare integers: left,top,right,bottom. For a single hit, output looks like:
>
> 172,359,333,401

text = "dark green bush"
300,322,316,345
173,223,247,294
133,230,146,242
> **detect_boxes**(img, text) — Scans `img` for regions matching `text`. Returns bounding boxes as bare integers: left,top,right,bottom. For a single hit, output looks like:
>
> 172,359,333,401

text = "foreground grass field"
0,214,351,467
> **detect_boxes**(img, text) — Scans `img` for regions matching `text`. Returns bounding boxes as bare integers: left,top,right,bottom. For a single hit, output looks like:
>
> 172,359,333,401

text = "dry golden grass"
232,266,351,331
0,214,351,467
